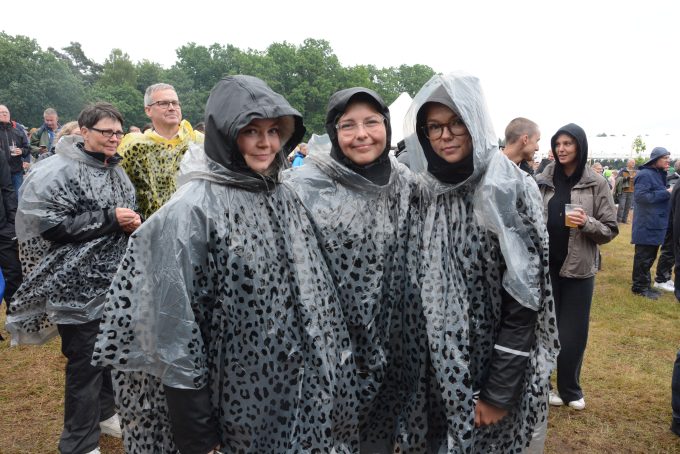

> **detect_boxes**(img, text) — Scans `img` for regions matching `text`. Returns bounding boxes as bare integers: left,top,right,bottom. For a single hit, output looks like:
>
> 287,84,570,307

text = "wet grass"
545,221,680,454
0,222,678,452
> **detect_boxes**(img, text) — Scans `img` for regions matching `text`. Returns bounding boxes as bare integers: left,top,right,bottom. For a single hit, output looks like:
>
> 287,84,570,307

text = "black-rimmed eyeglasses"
422,119,468,140
90,127,125,139
148,100,181,109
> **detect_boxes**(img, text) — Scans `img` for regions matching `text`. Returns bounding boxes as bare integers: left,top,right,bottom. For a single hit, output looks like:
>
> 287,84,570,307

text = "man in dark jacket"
631,147,672,299
30,107,60,159
0,136,22,324
0,105,31,193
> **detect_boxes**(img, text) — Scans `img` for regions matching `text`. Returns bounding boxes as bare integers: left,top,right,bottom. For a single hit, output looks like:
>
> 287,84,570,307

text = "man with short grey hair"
118,83,204,218
30,107,61,158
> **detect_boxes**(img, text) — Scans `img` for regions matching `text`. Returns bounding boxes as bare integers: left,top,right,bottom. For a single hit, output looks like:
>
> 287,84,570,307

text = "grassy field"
0,223,678,453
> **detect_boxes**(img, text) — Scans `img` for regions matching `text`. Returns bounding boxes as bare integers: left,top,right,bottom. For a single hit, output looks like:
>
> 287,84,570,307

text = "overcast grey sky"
3,0,678,152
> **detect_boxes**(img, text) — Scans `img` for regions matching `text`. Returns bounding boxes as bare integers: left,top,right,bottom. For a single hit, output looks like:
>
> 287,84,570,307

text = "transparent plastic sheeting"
6,136,135,345
94,144,360,451
403,72,558,452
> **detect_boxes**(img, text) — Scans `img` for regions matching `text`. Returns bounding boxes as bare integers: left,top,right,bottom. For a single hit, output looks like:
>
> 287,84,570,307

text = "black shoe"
649,287,662,296
671,420,680,437
632,289,660,300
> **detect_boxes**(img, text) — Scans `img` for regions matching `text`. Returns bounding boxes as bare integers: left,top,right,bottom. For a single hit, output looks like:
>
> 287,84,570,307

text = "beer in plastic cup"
564,204,582,228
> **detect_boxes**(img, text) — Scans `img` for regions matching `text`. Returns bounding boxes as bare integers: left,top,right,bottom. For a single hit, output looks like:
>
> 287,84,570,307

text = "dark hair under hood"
550,123,588,183
203,75,305,183
325,87,392,185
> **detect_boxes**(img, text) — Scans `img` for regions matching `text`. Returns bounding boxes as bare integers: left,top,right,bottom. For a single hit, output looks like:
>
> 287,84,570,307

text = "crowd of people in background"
0,71,678,454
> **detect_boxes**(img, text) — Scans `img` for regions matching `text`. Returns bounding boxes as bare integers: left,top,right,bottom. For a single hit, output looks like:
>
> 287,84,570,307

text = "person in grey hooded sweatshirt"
285,87,415,452
403,72,558,453
93,76,359,454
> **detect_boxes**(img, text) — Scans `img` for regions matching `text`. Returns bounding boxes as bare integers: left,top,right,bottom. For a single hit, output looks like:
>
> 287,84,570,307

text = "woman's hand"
567,207,587,227
475,399,508,427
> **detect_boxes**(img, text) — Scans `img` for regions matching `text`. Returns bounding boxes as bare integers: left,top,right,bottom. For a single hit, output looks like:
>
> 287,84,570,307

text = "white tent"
388,92,413,147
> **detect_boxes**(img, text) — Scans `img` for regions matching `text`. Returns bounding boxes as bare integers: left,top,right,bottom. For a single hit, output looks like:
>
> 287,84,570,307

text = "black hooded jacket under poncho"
93,76,360,454
401,73,559,453
6,136,136,345
284,88,416,452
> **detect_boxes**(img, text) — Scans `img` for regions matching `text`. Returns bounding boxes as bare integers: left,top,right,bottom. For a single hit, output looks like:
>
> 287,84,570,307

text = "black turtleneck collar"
77,142,122,166
325,88,392,186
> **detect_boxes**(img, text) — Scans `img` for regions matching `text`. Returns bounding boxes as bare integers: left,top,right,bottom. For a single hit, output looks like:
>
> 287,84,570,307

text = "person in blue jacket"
631,146,672,299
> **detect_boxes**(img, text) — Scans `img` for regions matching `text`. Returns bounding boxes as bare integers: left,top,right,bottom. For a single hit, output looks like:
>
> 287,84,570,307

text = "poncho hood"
551,123,589,183
203,75,305,188
406,72,547,310
325,87,392,185
405,72,498,188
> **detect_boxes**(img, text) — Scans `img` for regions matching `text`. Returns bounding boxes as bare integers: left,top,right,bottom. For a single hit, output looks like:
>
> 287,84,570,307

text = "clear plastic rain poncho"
403,73,559,452
6,136,136,345
93,76,359,453
118,119,203,218
284,88,416,452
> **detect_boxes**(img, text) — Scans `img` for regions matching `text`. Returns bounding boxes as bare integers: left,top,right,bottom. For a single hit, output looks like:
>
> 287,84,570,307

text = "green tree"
48,42,103,87
632,135,647,155
135,60,167,94
0,33,85,126
98,49,137,87
88,83,145,128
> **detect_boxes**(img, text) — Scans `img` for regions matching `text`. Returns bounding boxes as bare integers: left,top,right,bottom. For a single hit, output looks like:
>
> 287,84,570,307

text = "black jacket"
0,150,17,238
0,122,30,174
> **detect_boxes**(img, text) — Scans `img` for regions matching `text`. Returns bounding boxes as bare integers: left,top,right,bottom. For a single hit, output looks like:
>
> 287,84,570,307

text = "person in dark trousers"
6,103,141,454
630,147,672,299
0,141,22,332
535,123,618,411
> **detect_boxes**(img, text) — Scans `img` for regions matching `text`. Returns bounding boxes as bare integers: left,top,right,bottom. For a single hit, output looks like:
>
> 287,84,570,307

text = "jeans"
10,172,22,197
617,191,633,223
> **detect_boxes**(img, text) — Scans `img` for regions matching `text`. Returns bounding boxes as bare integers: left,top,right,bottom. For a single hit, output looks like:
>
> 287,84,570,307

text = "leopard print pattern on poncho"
93,179,360,453
404,180,557,453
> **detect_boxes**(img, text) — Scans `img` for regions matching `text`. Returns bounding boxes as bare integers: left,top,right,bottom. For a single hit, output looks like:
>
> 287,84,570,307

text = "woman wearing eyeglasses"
94,76,358,453
402,72,558,452
284,87,417,452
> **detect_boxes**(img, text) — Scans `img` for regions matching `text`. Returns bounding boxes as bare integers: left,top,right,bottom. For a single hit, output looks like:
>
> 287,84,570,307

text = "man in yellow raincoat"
118,83,204,218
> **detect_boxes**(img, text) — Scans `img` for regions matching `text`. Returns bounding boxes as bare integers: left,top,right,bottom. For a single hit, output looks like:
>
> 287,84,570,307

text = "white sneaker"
100,413,122,438
85,448,101,454
548,391,564,406
653,280,675,292
568,398,586,410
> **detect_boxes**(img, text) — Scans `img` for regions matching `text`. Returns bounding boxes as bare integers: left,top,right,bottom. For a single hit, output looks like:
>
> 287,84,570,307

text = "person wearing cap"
631,146,673,299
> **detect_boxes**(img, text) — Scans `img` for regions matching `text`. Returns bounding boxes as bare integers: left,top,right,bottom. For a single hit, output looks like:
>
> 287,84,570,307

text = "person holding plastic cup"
535,123,618,411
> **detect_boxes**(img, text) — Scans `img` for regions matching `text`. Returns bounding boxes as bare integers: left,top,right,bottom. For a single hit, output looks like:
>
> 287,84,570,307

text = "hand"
10,146,21,157
116,208,142,234
567,207,587,227
22,162,30,171
475,399,508,427
121,214,142,234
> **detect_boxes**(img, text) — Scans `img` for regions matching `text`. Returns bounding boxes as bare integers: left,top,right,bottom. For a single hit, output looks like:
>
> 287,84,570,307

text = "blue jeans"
10,172,23,197
617,191,633,223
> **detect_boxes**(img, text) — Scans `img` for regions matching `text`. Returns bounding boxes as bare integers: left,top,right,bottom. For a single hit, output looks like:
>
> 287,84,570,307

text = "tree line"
0,33,436,136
